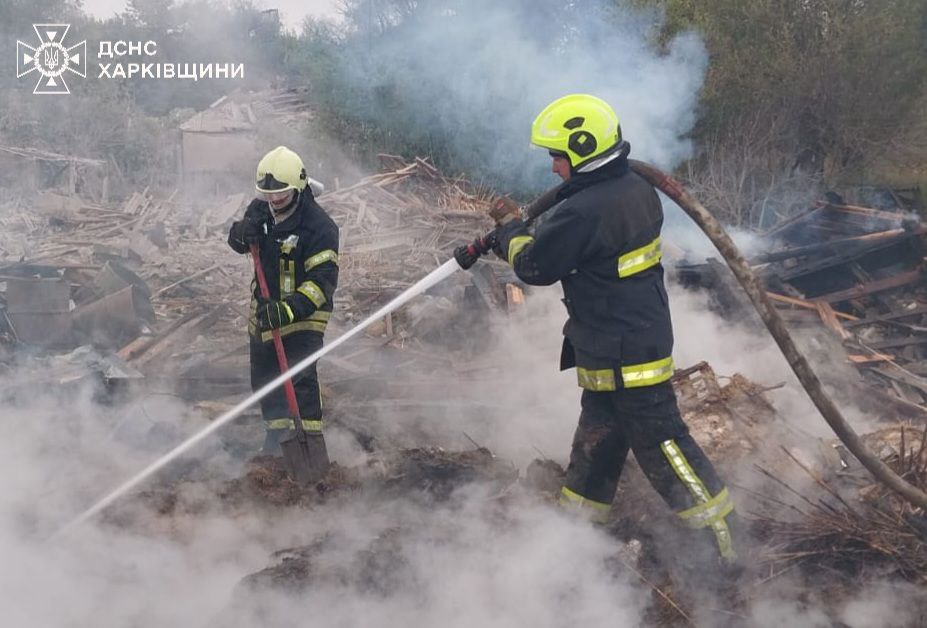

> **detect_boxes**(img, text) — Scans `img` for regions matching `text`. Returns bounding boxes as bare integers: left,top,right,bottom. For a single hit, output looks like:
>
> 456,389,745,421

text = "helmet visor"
261,188,296,212
256,173,294,194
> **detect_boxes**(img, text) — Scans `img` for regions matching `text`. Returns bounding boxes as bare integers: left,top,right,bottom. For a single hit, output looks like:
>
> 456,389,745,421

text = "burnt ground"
92,361,927,626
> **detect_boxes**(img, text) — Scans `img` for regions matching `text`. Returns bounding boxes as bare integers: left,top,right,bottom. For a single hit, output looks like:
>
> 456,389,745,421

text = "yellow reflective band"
576,367,617,391
279,260,296,295
264,418,324,433
297,280,326,307
661,440,737,562
661,439,712,503
621,356,674,388
617,237,662,277
507,235,534,265
259,320,327,341
305,249,339,272
678,487,734,528
559,486,611,523
576,358,673,390
308,310,331,322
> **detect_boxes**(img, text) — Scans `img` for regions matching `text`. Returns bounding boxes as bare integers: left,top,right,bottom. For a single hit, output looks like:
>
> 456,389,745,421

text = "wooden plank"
867,387,927,419
843,305,927,328
815,267,922,304
776,230,924,282
847,353,895,364
766,291,858,320
130,305,225,369
505,283,525,309
751,228,907,264
816,302,851,339
896,361,927,376
760,206,820,238
825,202,908,222
152,263,221,299
866,336,927,351
869,364,927,398
117,311,198,361
889,379,921,404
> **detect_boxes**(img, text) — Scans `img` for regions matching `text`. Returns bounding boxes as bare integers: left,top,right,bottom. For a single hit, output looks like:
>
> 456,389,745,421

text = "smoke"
3,2,914,626
0,367,653,626
331,0,707,191
219,493,648,627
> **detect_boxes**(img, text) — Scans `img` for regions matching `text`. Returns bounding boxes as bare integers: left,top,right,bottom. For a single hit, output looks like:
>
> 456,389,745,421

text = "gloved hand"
488,195,520,226
242,198,270,243
454,231,497,270
256,299,295,331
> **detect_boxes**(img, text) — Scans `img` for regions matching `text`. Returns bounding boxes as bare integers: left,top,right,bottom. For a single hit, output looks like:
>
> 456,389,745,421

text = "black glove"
454,231,497,270
242,198,270,243
256,299,295,331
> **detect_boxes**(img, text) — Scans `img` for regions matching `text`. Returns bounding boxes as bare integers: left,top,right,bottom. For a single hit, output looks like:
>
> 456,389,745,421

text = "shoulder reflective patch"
305,249,338,272
507,235,534,265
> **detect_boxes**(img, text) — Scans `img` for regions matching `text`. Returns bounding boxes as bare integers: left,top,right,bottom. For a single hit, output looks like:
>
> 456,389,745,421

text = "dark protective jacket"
495,156,673,390
228,192,339,343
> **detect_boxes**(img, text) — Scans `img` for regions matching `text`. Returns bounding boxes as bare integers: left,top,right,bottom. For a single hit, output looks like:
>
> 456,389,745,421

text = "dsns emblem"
17,24,87,95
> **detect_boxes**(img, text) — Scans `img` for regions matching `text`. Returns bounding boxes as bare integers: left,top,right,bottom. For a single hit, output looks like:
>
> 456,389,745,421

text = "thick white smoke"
334,0,707,191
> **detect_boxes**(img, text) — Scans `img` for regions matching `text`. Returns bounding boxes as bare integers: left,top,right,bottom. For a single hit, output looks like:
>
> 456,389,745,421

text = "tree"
634,0,927,224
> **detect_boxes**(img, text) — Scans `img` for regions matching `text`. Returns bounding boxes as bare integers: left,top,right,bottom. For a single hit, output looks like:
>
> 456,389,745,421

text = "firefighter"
460,95,738,566
228,146,339,456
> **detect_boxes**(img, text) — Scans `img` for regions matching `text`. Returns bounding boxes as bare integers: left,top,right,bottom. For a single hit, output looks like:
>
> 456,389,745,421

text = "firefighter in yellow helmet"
228,146,339,455
469,95,739,568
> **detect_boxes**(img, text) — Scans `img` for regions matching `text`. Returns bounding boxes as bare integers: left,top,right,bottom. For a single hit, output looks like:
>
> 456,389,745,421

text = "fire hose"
517,160,927,511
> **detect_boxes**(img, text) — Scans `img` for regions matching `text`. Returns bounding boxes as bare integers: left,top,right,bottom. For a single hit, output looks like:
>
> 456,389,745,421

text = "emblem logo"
17,24,87,95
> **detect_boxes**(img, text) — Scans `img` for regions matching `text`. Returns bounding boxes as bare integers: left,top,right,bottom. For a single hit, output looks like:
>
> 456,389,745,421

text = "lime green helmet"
255,146,307,194
530,94,622,169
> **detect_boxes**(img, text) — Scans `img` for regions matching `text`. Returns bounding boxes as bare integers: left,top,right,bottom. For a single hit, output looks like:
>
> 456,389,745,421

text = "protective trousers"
560,382,737,564
249,331,324,455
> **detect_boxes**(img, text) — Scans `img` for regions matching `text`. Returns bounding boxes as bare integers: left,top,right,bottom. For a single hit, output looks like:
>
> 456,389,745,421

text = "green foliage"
635,0,927,207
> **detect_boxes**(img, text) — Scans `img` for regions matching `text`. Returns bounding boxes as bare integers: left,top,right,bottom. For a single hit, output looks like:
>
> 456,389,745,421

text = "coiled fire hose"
521,160,927,511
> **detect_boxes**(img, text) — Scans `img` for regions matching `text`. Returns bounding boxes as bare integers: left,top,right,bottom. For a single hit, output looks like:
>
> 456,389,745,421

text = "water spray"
56,258,462,537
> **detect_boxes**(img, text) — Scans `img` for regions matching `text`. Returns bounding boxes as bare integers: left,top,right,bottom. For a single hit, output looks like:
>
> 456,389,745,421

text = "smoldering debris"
85,359,795,625
3,152,927,624
675,195,927,421
757,425,927,583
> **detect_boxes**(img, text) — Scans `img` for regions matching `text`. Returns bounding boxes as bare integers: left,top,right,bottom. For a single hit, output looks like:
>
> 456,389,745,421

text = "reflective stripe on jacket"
495,157,674,390
230,192,340,341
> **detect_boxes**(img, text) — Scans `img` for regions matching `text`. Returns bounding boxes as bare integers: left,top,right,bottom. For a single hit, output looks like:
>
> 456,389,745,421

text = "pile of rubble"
0,156,513,404
755,423,927,587
677,196,927,417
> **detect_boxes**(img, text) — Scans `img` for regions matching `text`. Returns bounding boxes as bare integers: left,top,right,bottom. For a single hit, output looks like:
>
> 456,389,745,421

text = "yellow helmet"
530,94,621,168
255,146,307,194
